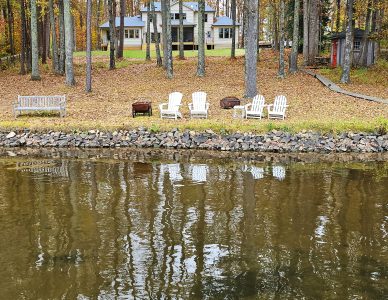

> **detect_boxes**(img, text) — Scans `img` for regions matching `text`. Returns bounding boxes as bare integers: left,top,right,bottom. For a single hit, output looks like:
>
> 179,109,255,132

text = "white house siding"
213,27,233,49
123,28,143,49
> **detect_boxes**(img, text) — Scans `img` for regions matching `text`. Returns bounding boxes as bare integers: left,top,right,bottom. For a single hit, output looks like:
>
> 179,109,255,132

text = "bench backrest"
17,95,66,108
192,92,207,111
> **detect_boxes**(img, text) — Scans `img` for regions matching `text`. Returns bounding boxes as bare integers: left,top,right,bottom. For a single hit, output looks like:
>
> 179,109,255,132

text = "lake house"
99,1,240,51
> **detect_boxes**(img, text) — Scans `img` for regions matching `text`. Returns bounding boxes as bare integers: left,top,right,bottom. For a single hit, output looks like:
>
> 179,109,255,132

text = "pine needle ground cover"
0,50,387,133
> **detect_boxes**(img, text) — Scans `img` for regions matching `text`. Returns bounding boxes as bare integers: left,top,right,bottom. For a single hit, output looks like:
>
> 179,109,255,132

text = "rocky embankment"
1,129,388,153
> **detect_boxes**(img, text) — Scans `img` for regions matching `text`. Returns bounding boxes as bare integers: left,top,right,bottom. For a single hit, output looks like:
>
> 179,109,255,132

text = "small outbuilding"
329,28,377,67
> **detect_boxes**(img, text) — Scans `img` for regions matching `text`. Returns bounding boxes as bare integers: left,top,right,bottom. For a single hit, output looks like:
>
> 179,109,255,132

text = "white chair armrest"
159,103,168,110
205,103,209,110
188,103,193,110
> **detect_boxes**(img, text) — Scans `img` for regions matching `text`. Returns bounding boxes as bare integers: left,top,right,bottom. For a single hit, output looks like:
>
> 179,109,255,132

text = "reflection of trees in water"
0,158,387,298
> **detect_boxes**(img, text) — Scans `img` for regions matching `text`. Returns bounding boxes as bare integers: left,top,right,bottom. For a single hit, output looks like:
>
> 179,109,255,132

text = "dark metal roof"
330,28,368,40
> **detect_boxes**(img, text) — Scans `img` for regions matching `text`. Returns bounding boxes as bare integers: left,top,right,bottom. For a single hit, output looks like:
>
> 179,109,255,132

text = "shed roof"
140,2,215,12
330,28,368,40
99,16,145,28
212,16,240,26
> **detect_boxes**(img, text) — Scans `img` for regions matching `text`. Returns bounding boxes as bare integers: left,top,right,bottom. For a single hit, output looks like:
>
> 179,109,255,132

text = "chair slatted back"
168,92,183,111
192,92,207,111
251,94,265,113
273,95,287,113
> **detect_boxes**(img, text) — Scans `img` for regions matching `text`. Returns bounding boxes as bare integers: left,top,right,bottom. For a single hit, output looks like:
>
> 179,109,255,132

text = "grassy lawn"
1,50,387,134
73,48,245,59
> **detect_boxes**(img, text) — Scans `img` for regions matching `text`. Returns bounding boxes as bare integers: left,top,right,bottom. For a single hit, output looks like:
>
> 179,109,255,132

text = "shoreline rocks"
1,129,387,153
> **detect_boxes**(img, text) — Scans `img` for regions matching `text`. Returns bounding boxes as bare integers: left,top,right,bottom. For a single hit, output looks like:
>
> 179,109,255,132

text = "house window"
125,29,140,39
353,40,361,51
170,13,186,20
149,15,153,23
219,28,231,39
204,14,208,22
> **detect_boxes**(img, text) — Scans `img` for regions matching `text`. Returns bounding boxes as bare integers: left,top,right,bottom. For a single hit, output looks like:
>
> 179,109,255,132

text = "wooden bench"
13,95,66,118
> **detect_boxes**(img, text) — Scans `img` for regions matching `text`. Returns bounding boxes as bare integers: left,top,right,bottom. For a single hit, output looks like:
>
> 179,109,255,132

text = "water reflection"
0,153,387,299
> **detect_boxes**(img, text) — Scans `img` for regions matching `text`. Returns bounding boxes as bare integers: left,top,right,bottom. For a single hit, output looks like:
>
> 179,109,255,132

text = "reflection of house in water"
243,165,265,180
190,164,208,182
272,166,286,181
15,160,69,177
160,163,183,182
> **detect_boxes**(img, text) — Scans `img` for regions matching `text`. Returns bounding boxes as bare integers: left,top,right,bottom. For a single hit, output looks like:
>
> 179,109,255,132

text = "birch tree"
244,0,258,97
64,0,75,85
197,0,205,77
289,0,300,73
19,0,27,74
179,0,184,59
278,0,285,78
146,1,151,61
58,0,65,74
151,0,162,66
165,0,173,78
86,0,92,92
340,0,354,83
49,0,59,73
118,0,125,58
30,0,41,80
231,0,236,58
108,0,116,69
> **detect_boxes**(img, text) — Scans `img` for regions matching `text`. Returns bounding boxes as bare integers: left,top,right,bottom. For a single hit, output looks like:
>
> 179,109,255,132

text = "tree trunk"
278,0,285,78
118,0,125,58
45,13,51,59
20,0,27,74
49,0,59,73
216,0,220,16
302,0,309,65
340,0,354,84
161,0,168,69
272,5,279,51
244,0,258,97
357,0,372,66
96,0,102,49
6,0,15,60
179,0,184,59
64,0,75,85
231,0,236,58
41,12,47,65
197,0,205,76
307,0,320,64
30,0,41,80
151,0,162,66
86,0,92,92
165,0,173,78
336,0,341,31
146,2,151,60
58,0,65,74
108,0,116,69
289,0,300,73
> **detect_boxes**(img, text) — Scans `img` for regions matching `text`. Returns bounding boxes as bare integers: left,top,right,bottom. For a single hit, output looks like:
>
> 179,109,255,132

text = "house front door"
332,39,338,67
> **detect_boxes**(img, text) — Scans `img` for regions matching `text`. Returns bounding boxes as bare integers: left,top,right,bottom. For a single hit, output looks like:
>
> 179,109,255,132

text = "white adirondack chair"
159,92,183,119
188,92,209,118
267,95,288,120
245,94,266,119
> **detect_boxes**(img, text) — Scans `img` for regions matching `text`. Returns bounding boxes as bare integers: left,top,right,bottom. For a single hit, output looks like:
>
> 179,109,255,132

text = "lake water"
0,150,387,299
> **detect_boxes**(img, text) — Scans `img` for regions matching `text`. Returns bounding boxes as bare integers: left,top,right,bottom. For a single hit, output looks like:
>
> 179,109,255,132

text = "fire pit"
220,97,240,109
132,101,152,118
